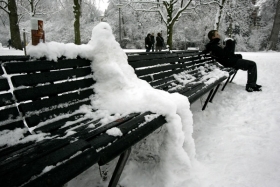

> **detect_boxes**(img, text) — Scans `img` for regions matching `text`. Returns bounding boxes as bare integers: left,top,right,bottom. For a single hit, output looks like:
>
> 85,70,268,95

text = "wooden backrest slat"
149,76,176,88
135,63,182,76
127,53,177,62
12,67,92,87
129,57,179,69
0,120,25,131
0,67,3,75
144,68,185,83
35,114,94,133
25,100,91,128
4,59,91,74
177,52,198,58
19,89,94,115
0,78,10,91
0,55,30,62
0,107,20,122
14,78,95,102
0,93,14,107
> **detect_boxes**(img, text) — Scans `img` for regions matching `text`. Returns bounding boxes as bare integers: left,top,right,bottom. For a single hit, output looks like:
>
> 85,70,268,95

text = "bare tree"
73,0,81,44
129,0,222,49
267,0,280,50
0,0,22,49
214,0,226,30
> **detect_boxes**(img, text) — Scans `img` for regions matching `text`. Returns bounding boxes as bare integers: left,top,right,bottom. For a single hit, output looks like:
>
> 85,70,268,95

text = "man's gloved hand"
223,38,235,46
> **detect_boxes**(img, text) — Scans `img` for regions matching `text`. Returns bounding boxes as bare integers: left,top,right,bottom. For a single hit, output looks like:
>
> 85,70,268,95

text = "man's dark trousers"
234,59,257,87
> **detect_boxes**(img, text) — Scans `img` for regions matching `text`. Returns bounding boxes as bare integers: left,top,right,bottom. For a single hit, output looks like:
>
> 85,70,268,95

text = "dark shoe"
246,86,262,92
256,84,262,88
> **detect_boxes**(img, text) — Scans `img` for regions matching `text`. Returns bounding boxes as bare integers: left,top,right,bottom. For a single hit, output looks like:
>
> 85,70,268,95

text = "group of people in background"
145,32,165,52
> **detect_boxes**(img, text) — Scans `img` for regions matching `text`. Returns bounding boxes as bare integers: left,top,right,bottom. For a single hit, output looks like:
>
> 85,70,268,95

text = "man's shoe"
256,84,262,88
246,86,254,92
246,86,262,92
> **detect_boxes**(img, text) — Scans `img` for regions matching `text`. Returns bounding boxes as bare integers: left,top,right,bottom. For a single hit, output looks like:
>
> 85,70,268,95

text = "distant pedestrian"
145,33,152,52
156,33,164,52
8,39,11,49
151,33,155,52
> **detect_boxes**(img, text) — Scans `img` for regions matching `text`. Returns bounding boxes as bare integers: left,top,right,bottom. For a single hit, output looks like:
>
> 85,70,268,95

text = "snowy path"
192,52,280,187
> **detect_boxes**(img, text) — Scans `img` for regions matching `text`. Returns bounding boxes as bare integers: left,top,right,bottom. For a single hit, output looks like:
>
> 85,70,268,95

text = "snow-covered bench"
0,55,166,187
127,50,237,110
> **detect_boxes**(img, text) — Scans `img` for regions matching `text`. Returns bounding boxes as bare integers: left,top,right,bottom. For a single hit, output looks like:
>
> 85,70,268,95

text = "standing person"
145,33,152,52
151,33,155,52
201,30,262,92
156,33,164,52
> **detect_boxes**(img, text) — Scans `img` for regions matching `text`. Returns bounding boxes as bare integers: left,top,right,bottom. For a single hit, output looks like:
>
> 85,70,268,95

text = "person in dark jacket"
156,33,164,52
201,30,262,92
145,34,152,52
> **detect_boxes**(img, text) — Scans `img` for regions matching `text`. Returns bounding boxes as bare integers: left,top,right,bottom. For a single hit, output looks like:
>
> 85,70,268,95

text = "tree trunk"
267,0,280,50
167,23,174,50
8,0,22,50
166,1,173,49
73,0,81,45
214,0,227,30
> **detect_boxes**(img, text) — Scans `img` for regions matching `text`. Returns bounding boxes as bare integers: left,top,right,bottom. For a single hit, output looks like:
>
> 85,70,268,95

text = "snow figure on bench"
88,22,205,187
201,30,262,92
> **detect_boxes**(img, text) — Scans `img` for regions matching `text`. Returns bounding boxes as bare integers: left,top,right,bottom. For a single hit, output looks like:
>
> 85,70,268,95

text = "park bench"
127,50,237,110
0,50,236,187
0,55,166,187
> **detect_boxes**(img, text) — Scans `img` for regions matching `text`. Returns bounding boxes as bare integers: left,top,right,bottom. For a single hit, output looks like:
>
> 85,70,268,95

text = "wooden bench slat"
4,59,91,74
127,53,177,62
0,139,68,174
0,120,25,131
12,67,92,87
0,55,30,62
19,89,94,116
1,139,92,187
0,107,20,122
25,100,91,127
187,76,227,104
24,146,100,187
14,78,95,102
0,66,4,75
35,114,93,133
149,75,175,87
141,68,185,83
135,63,182,76
81,113,139,141
0,78,10,91
129,57,179,69
0,93,14,107
97,113,166,165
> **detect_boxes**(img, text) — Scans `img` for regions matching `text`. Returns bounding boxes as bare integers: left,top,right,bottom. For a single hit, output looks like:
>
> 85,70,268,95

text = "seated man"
201,30,262,92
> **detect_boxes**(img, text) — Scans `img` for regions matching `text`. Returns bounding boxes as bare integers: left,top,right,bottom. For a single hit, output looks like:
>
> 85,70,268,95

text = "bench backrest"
127,51,215,93
1,57,95,135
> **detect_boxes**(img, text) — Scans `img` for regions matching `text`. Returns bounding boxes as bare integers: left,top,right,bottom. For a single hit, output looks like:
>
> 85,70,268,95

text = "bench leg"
221,76,231,91
209,84,221,103
108,148,132,187
229,70,238,83
202,88,214,111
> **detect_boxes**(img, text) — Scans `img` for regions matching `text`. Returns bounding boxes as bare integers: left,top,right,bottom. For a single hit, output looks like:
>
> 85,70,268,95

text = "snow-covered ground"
1,29,280,186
